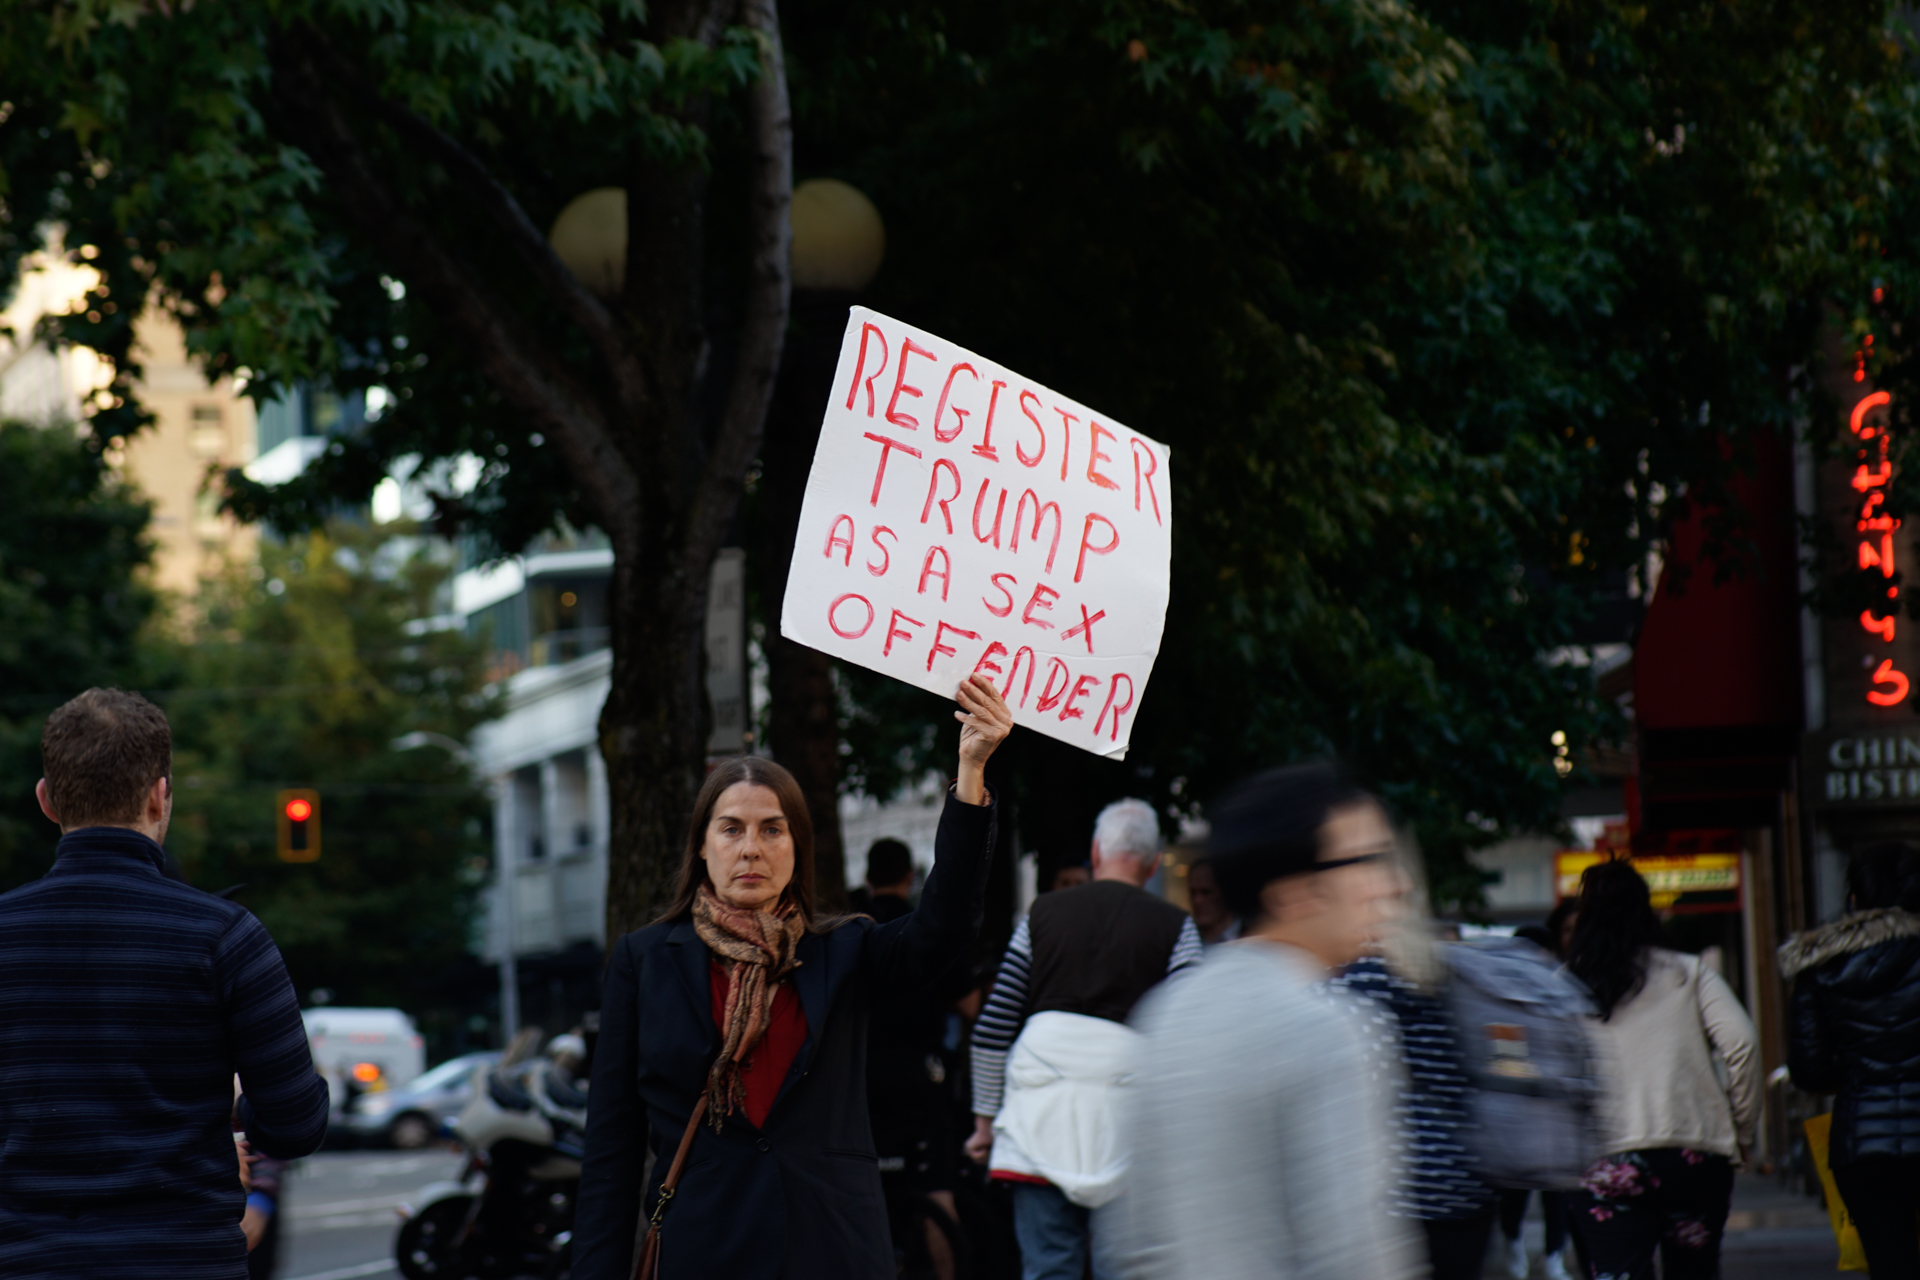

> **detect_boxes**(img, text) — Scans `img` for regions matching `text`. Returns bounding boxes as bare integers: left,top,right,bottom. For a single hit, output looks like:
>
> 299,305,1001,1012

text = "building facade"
0,242,261,595
458,539,755,1037
456,536,975,1038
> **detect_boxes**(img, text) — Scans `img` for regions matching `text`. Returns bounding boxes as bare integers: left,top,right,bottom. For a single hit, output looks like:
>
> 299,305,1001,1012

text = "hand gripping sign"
781,307,1171,759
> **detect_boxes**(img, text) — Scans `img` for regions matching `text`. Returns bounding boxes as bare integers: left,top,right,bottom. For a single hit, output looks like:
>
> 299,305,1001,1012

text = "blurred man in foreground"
0,689,329,1279
1115,763,1419,1280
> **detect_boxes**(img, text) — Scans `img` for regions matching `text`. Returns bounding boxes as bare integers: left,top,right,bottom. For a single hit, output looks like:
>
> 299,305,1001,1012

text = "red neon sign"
1853,390,1909,705
1871,659,1911,707
1852,390,1891,434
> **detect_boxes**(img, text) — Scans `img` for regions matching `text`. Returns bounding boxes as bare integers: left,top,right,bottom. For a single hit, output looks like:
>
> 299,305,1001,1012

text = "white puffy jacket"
989,1010,1138,1208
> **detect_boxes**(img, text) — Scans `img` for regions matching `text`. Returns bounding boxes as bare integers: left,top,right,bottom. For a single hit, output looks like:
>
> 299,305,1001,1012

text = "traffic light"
276,789,321,863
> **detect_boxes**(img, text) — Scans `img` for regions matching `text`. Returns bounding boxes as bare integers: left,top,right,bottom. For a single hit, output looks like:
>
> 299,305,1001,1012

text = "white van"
303,1007,426,1113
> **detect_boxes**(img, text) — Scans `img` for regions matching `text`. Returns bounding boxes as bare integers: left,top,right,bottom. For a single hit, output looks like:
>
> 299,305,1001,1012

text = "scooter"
394,1049,586,1280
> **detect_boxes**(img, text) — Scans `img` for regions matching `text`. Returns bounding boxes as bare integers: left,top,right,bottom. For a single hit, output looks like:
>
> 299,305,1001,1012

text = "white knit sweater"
1586,948,1761,1160
1112,943,1422,1280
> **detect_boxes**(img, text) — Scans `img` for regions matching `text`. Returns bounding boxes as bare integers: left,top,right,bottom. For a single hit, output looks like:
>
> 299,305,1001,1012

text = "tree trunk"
598,542,713,942
755,290,854,907
600,0,793,943
768,640,846,907
262,0,792,948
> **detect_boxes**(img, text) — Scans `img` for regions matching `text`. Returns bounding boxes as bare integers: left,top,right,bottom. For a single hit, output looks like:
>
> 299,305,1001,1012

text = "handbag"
632,1092,711,1280
1805,1113,1871,1271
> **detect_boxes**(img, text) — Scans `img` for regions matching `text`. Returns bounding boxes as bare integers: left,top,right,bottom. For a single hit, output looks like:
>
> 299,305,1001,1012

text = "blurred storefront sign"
1618,328,1906,1166
1799,372,1920,917
1805,729,1920,806
1553,851,1743,914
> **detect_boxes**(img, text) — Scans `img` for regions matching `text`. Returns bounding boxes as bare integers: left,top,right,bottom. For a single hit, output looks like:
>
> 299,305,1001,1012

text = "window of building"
190,404,227,457
527,577,610,666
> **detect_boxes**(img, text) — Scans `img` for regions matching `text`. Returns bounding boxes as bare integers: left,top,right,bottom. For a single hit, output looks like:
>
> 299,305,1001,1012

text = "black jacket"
863,892,961,1125
1782,908,1920,1167
570,791,996,1280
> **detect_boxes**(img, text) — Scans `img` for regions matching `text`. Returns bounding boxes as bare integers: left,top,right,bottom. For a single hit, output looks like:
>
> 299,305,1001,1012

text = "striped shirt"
971,911,1203,1115
0,826,330,1279
1327,956,1493,1219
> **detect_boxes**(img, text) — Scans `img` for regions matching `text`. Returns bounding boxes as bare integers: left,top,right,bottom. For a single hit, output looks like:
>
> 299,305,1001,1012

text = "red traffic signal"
276,789,320,862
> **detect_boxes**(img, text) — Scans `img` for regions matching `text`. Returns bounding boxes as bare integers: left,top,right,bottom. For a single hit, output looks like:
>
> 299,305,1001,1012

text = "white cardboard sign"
780,307,1172,759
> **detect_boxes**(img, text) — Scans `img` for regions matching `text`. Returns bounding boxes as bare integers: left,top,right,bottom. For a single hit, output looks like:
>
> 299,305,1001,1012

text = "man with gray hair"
966,798,1202,1280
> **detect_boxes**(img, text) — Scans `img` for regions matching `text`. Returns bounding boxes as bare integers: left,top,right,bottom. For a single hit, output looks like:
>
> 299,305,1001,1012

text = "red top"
708,960,808,1129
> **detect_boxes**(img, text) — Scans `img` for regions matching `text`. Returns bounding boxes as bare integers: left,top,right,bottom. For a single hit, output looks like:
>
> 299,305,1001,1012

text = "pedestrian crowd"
3,682,1920,1279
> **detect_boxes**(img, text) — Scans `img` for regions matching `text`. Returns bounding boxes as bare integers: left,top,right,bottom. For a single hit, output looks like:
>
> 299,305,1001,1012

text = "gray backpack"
1443,937,1601,1190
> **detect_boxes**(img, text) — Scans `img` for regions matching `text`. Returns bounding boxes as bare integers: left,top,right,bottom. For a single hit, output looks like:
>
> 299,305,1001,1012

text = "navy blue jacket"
0,827,330,1278
571,791,996,1280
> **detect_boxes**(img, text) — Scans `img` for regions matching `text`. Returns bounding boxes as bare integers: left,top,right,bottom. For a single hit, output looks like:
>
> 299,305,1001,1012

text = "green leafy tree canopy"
2,0,796,937
156,521,497,1042
0,418,153,888
784,0,1920,902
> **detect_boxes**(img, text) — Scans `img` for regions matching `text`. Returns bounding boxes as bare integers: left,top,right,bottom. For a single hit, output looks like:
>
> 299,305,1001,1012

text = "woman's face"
1188,862,1228,932
701,782,796,912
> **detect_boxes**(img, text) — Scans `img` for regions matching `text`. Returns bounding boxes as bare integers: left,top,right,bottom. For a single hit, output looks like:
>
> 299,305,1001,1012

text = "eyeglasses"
1315,850,1391,872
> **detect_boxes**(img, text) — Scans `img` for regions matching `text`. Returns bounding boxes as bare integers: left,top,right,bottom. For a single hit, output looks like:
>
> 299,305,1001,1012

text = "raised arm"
954,673,1012,806
860,783,998,990
860,676,1010,990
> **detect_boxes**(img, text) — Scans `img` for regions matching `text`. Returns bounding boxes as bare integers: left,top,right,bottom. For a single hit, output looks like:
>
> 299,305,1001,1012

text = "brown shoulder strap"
632,1093,710,1280
660,1092,709,1194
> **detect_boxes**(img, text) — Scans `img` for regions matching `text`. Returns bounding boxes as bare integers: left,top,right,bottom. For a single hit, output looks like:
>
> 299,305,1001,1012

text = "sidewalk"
1494,1172,1838,1278
1719,1171,1843,1280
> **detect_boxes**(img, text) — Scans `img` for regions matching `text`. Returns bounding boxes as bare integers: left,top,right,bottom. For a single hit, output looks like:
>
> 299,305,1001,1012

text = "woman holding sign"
571,674,1013,1280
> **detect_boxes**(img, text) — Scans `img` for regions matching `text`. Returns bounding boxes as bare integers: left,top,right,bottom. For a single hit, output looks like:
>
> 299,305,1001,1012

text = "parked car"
343,1051,502,1149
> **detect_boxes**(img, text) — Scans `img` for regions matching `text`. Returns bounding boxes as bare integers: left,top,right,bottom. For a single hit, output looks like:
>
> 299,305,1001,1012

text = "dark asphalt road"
1488,1171,1839,1279
266,1151,1841,1280
273,1149,465,1280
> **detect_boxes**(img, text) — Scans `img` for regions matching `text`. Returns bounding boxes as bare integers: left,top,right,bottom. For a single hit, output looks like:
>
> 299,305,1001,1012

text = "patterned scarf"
692,883,806,1127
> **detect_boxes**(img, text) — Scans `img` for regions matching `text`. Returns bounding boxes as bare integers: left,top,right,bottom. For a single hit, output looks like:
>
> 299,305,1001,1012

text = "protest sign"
780,307,1172,759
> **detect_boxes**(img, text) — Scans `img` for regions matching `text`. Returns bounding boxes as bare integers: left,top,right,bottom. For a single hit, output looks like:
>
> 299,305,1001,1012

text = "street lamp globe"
791,179,885,292
548,188,627,298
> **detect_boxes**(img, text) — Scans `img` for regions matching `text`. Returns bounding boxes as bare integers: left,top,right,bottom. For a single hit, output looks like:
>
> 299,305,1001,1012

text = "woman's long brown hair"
1566,857,1665,1021
653,756,841,931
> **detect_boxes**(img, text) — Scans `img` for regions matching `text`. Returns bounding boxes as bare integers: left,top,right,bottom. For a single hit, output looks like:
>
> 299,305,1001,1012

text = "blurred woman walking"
1781,843,1920,1280
1496,908,1579,1280
1328,848,1495,1280
1566,859,1760,1280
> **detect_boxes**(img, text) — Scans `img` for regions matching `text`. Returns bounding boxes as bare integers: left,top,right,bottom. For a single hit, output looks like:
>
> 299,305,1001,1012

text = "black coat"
864,892,972,1123
1783,908,1920,1167
571,791,996,1280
